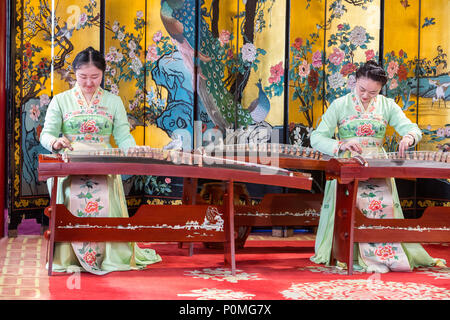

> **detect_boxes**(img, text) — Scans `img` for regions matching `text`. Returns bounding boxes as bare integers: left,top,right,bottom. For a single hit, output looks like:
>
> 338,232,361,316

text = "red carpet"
1,236,449,301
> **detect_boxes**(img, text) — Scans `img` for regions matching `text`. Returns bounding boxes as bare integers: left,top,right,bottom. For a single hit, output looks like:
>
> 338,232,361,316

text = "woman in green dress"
40,47,161,274
310,61,444,273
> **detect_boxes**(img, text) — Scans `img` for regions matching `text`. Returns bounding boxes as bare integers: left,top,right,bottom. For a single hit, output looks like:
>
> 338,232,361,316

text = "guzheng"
325,150,450,275
38,146,314,276
194,143,330,234
200,143,332,170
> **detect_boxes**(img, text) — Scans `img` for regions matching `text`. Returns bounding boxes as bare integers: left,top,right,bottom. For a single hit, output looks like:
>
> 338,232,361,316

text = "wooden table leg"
224,180,236,276
331,179,358,275
47,177,58,276
181,177,198,256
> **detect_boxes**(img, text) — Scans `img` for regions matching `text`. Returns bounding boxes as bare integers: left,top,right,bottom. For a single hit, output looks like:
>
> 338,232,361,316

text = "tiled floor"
0,236,50,300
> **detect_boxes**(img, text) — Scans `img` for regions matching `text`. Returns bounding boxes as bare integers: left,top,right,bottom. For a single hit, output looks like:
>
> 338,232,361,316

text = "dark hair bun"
355,60,388,86
72,47,106,73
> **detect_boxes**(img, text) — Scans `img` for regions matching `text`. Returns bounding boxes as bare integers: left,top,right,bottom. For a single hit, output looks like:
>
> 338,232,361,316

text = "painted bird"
428,79,450,108
160,0,210,80
159,0,253,131
247,79,271,123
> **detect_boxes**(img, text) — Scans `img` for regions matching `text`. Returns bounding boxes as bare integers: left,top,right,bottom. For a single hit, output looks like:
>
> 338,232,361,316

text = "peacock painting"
155,0,271,149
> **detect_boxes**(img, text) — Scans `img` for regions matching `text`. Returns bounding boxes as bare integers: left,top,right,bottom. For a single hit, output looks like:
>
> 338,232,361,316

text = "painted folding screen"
8,0,449,231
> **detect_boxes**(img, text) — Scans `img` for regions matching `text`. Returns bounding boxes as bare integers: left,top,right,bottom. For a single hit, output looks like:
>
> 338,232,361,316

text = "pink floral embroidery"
80,120,99,133
356,123,375,137
84,201,99,215
374,245,395,261
83,250,97,266
368,199,383,211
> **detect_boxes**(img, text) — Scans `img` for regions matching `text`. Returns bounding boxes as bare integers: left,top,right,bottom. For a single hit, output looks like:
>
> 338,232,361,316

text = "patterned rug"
0,235,449,301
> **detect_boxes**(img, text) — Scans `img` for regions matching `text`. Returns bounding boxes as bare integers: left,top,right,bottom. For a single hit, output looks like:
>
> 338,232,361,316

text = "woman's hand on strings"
398,134,414,158
52,137,73,151
339,141,363,154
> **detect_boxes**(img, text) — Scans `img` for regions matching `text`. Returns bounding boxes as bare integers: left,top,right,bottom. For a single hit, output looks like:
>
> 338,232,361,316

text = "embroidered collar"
73,82,104,109
351,90,377,114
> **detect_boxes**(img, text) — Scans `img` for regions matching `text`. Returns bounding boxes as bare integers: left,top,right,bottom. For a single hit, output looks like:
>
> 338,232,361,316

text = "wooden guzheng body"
38,146,313,276
325,151,450,275
200,143,331,232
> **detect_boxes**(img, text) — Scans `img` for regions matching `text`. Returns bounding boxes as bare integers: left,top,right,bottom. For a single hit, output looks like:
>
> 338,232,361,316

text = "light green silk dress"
310,91,440,272
40,83,161,274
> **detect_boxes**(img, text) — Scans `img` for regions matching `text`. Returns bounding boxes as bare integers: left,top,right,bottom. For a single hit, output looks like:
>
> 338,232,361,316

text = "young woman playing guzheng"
310,61,445,273
40,47,161,274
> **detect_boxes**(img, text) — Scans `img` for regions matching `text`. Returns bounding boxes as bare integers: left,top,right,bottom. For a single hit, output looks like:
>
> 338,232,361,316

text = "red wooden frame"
38,154,313,276
0,0,7,238
326,157,450,275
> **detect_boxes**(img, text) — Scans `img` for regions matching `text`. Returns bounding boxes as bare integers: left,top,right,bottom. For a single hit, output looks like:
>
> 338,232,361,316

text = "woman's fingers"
53,137,73,151
398,136,413,157
341,142,362,154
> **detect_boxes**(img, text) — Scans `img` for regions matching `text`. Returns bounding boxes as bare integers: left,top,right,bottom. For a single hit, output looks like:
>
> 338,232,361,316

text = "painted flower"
112,21,120,32
29,104,40,121
349,26,367,47
308,69,319,90
241,43,257,63
389,79,398,90
340,62,357,76
110,83,119,95
146,44,160,62
293,37,303,51
84,201,99,215
397,65,408,82
329,47,345,66
117,31,125,42
39,94,50,107
165,177,172,184
328,72,345,89
153,30,162,43
83,250,97,266
298,60,310,78
445,126,450,138
78,13,88,27
80,119,99,134
312,50,323,68
368,199,383,211
374,245,395,261
387,61,399,79
356,123,376,137
127,40,137,52
219,29,231,46
269,61,284,83
365,49,375,61
136,10,144,20
105,47,123,63
130,57,143,75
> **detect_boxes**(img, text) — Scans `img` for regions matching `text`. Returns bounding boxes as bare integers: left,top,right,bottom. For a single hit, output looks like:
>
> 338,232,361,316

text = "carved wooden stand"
39,154,312,276
326,157,450,275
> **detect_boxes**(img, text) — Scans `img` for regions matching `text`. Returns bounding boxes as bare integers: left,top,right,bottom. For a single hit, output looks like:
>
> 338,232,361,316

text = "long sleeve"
310,99,342,156
40,95,63,152
386,99,422,146
112,96,136,150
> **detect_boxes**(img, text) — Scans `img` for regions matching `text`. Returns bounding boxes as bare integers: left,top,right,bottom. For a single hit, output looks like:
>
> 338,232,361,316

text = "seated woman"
40,47,161,274
310,61,445,273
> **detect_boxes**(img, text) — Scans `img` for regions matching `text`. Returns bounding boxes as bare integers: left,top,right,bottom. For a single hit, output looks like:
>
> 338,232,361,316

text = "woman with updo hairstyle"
40,47,161,274
310,60,444,273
